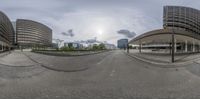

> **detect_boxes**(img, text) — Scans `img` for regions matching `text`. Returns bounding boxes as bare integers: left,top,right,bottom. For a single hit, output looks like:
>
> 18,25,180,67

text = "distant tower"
117,39,128,49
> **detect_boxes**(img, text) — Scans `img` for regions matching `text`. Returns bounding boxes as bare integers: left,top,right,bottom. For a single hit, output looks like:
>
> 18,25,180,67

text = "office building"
16,19,52,49
0,11,15,51
117,39,128,49
130,6,200,53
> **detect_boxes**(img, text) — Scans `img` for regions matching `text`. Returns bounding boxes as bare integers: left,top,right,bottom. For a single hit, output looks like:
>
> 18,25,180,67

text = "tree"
53,39,64,50
92,44,99,50
99,43,106,50
60,46,75,51
68,43,73,48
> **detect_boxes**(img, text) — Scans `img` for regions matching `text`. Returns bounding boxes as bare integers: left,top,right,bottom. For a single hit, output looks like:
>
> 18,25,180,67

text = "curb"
0,51,36,67
125,52,198,68
0,51,11,57
0,63,36,67
23,53,92,72
32,50,110,57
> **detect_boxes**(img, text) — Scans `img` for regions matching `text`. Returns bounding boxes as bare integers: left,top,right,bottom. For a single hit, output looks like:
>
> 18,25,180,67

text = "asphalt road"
0,50,200,99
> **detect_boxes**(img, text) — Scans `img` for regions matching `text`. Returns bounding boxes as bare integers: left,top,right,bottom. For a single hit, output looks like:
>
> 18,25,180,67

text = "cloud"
61,29,75,37
1,0,196,45
117,29,136,38
73,37,105,44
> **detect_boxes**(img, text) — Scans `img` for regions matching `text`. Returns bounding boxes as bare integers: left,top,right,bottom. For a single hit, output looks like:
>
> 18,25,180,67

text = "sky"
0,0,199,45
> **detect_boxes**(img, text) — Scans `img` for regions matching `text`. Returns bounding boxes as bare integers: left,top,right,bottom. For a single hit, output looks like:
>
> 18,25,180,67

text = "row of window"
16,20,52,46
164,6,200,34
0,12,14,44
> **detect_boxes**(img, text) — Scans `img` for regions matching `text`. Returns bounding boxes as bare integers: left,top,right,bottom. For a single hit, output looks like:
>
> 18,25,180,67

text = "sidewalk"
0,51,10,57
24,51,111,72
0,51,37,67
126,50,200,66
32,50,109,56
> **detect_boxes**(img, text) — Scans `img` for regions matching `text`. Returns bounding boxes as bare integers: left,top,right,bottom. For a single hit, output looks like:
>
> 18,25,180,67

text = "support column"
171,31,175,63
1,42,3,51
199,43,200,52
175,39,177,53
169,43,171,54
127,44,129,53
185,40,188,52
2,43,4,51
139,41,141,53
193,41,195,52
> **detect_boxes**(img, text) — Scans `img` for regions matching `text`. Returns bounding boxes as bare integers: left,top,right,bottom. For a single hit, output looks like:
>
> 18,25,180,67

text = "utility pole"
127,43,129,53
171,29,175,63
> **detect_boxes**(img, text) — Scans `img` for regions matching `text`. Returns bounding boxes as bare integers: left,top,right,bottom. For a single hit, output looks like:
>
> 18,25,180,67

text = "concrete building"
117,39,128,49
52,43,58,49
105,44,116,49
16,19,52,49
0,11,15,51
64,42,83,49
11,22,17,46
129,6,200,53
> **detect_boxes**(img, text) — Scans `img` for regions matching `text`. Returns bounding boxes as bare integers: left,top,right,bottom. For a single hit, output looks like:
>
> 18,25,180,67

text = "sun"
97,29,103,35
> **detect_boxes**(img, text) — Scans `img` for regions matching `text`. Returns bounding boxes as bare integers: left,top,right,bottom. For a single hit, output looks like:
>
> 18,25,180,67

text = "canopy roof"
129,29,200,44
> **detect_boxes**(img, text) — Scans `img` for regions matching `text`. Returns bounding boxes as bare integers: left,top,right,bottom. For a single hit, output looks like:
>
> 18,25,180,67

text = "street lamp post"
171,29,175,63
127,43,129,53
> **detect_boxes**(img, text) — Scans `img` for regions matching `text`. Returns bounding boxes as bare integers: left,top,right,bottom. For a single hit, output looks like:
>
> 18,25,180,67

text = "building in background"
64,42,83,49
11,22,17,46
16,19,52,49
0,11,15,51
105,43,116,49
63,40,116,50
52,43,58,49
117,39,128,49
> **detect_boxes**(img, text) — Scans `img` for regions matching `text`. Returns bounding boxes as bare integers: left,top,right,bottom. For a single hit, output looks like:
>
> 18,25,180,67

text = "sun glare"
97,29,103,35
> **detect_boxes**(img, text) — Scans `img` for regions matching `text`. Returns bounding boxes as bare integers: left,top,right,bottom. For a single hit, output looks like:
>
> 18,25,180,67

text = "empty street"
0,50,199,98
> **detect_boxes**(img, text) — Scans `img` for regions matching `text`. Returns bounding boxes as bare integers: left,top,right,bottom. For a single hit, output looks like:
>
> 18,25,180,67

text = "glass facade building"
117,39,128,49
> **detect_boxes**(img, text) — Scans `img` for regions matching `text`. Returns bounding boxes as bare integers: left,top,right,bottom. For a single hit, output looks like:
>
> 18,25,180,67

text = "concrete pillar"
139,41,141,53
199,43,200,52
198,43,200,52
193,41,195,52
185,40,188,52
127,44,129,53
169,43,171,54
1,42,3,51
2,43,4,51
175,39,177,52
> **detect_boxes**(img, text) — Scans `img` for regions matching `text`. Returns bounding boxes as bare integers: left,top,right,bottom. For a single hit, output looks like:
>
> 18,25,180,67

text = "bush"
92,43,106,50
99,43,106,50
60,46,75,51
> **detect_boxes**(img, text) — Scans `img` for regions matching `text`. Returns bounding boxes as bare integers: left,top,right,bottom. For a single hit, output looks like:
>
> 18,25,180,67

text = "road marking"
110,70,115,77
97,60,104,65
96,53,111,65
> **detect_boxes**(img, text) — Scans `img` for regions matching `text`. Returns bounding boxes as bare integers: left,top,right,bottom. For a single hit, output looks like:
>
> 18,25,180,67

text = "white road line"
96,54,111,65
97,60,104,65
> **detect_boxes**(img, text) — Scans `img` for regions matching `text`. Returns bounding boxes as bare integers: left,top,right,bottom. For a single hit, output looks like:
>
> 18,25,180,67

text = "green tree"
92,44,99,50
60,46,75,51
68,43,73,49
99,43,106,50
